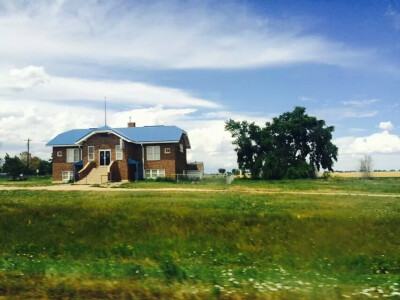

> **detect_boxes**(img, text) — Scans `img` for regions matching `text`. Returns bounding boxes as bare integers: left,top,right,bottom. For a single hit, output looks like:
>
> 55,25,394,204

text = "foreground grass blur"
0,186,399,299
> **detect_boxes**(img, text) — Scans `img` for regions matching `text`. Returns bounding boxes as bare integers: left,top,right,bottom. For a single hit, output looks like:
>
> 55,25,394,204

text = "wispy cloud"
342,99,379,107
0,0,374,71
299,96,316,102
386,4,400,30
349,128,366,133
314,107,378,120
0,66,219,108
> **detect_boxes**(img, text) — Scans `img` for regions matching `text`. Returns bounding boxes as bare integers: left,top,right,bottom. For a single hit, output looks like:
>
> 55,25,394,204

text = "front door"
99,150,111,166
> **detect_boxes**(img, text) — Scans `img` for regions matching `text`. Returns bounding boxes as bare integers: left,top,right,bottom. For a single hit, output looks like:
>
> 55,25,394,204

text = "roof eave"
46,144,77,147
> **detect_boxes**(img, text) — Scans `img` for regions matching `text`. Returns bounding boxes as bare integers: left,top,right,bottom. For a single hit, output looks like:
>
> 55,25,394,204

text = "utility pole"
25,138,31,170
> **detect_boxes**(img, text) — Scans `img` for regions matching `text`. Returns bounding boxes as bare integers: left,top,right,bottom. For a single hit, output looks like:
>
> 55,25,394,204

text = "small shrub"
321,171,332,180
159,258,186,282
285,162,316,179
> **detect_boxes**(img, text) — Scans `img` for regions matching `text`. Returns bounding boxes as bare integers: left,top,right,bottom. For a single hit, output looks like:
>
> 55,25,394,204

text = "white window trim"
66,148,80,163
164,148,171,154
57,151,62,157
62,171,73,182
115,145,123,160
88,146,95,161
145,169,166,179
180,143,184,153
146,146,160,161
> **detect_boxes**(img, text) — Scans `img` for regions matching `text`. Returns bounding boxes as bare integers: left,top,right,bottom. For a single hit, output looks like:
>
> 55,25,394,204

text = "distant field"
0,180,399,299
330,171,400,178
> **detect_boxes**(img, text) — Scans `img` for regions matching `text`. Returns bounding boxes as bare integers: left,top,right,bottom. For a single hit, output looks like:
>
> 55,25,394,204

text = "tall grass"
0,189,399,298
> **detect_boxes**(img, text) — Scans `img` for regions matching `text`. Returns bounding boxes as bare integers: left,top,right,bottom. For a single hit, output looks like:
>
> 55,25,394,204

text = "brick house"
46,123,190,183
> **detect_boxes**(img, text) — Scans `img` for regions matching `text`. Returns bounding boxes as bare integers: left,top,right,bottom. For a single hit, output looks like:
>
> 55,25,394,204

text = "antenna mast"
104,97,107,126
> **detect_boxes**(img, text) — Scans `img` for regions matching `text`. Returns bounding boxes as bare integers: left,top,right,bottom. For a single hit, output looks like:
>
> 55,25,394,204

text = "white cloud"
342,99,378,106
379,121,394,131
333,131,400,171
349,128,366,133
0,0,373,70
0,66,218,109
314,107,378,120
335,131,400,155
111,106,198,127
299,96,315,102
8,66,49,90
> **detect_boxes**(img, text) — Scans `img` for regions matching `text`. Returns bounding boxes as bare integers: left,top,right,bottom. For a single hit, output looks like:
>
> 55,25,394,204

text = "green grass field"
0,180,400,298
0,175,53,187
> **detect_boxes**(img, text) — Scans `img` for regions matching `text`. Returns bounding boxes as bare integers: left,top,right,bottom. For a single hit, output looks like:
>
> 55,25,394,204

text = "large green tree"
225,107,338,179
3,154,24,180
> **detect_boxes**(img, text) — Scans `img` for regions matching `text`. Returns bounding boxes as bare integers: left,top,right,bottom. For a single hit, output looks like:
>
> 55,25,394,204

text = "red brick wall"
82,133,130,180
144,141,187,178
52,146,79,181
175,136,188,175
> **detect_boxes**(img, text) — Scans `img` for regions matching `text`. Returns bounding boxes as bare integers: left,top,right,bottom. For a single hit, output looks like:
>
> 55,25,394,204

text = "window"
145,169,166,179
164,148,171,154
57,151,62,157
88,146,95,161
180,143,184,153
62,171,73,182
115,145,123,160
66,148,80,163
146,146,160,161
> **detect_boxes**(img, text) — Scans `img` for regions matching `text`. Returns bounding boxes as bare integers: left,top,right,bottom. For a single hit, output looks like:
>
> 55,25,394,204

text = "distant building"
186,161,204,179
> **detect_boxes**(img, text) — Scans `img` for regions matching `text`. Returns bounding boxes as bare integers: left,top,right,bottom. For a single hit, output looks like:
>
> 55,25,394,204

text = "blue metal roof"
46,126,187,146
116,126,184,143
46,129,94,146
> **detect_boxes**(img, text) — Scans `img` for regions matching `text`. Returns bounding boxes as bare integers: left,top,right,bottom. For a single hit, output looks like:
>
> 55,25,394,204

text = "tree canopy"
2,154,24,180
225,106,338,179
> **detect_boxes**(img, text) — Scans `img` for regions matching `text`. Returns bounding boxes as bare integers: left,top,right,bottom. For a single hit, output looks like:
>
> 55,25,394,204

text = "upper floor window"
165,148,171,154
146,146,160,161
57,151,62,157
180,144,184,153
88,146,95,161
66,148,80,163
115,145,123,160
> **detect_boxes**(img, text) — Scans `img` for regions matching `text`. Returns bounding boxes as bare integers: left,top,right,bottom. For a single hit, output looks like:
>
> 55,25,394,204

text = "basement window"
145,169,165,179
62,171,73,182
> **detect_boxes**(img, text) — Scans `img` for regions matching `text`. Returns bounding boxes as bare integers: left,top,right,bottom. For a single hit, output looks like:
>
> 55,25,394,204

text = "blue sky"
0,0,399,172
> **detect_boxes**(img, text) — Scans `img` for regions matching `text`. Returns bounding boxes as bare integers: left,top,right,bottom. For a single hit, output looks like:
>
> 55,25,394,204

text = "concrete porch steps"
77,167,109,185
